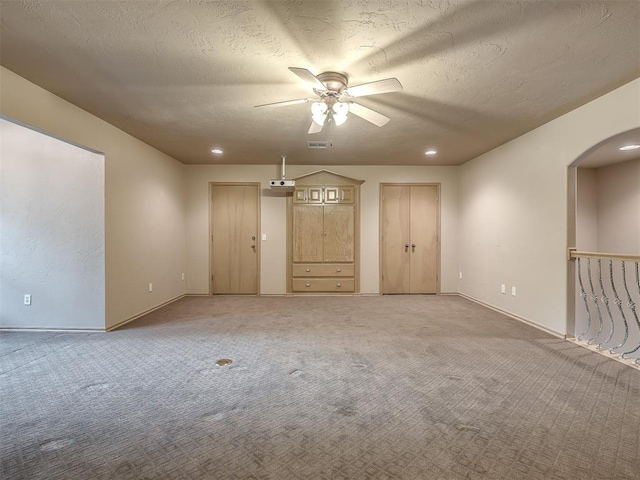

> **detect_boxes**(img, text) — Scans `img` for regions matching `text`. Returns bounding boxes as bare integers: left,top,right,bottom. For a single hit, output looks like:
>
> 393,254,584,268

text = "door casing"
209,183,261,295
379,183,441,294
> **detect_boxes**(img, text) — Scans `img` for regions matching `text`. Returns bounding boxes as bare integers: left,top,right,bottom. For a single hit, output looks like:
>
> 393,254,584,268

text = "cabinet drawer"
292,278,355,292
292,264,354,277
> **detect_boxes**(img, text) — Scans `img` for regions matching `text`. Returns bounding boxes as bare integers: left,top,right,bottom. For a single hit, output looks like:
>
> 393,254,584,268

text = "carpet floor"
1,295,639,480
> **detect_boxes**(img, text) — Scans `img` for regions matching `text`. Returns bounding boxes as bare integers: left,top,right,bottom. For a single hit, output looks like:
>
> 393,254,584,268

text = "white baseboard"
458,293,565,339
567,338,639,370
106,294,186,331
0,326,104,333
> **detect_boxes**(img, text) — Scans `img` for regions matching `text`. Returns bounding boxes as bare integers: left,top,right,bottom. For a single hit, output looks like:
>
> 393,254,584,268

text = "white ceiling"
1,0,639,166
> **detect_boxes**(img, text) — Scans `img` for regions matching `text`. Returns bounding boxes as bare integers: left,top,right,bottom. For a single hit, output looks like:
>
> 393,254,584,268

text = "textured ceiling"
1,0,639,166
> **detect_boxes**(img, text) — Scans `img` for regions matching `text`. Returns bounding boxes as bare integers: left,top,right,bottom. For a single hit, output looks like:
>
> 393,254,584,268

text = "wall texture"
577,159,640,255
596,159,640,255
459,78,640,335
185,165,459,295
0,67,187,329
576,168,598,252
0,118,105,329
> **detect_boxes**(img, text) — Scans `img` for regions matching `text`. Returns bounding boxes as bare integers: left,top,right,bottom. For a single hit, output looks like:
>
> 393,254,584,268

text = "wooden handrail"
568,248,640,262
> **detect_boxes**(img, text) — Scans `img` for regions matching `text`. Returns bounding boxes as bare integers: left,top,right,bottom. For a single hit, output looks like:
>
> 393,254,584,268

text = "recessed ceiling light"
211,148,223,154
619,144,640,151
424,149,437,155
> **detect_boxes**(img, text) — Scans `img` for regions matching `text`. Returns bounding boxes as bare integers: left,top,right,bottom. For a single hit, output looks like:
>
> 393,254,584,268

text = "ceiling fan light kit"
255,67,402,135
311,101,349,127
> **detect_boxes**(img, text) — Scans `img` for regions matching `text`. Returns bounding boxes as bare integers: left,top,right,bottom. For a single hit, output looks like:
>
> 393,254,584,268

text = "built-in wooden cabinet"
288,171,363,294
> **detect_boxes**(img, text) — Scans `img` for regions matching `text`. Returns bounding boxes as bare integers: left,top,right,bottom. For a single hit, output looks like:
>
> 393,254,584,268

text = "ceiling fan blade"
308,119,324,134
348,102,390,127
289,67,327,91
254,98,311,108
344,78,402,97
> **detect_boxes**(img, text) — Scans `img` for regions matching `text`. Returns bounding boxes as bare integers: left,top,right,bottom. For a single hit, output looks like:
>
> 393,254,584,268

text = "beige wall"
1,118,105,330
186,165,459,295
3,63,638,335
459,78,640,335
0,67,187,329
576,168,598,252
596,159,640,255
577,159,640,255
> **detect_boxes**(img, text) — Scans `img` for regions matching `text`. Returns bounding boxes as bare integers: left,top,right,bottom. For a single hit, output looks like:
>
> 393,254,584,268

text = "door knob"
411,243,416,252
404,244,409,252
251,244,256,249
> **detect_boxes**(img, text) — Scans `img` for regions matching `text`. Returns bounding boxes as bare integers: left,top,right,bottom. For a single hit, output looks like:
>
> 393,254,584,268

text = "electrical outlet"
181,273,185,281
511,286,517,296
501,284,506,294
148,283,153,292
24,294,32,305
459,272,463,279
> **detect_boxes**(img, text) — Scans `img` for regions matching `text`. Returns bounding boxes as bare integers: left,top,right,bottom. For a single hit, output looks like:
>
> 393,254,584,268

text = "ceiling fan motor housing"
315,72,348,96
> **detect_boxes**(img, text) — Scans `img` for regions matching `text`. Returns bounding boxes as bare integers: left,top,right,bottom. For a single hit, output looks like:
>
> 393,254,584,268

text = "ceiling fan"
255,67,403,134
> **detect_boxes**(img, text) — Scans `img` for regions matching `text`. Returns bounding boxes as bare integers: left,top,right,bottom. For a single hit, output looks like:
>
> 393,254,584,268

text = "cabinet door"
339,186,354,204
308,187,323,203
323,205,354,262
324,187,340,203
293,187,308,204
292,206,324,262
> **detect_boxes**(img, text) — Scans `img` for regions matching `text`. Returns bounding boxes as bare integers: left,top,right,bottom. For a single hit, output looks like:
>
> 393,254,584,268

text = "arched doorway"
567,128,640,365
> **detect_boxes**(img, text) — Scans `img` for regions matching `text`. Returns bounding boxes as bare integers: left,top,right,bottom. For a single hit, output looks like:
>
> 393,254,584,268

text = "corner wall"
459,78,640,335
185,165,459,295
0,119,105,330
0,67,187,329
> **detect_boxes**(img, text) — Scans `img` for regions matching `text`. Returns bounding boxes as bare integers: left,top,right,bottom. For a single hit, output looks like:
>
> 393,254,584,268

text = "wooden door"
409,186,439,293
381,185,411,293
292,205,324,262
381,184,439,294
323,205,354,262
211,184,259,294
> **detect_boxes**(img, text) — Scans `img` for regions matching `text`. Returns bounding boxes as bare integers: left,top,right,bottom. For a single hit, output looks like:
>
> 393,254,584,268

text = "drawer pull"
336,268,341,272
306,283,311,287
336,283,342,288
305,268,310,272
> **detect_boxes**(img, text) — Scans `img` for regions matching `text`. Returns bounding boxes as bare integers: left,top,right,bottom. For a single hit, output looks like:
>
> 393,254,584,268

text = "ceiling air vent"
307,140,332,149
